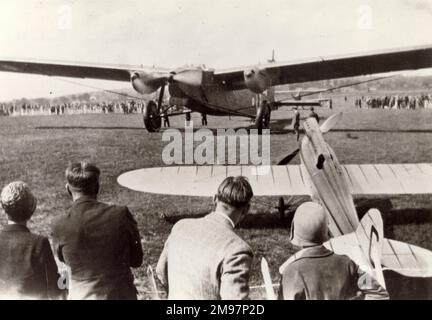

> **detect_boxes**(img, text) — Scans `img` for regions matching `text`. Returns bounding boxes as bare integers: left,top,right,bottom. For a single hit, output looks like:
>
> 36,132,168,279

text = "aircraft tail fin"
326,208,432,282
268,49,275,63
319,112,342,133
355,209,386,289
354,209,432,280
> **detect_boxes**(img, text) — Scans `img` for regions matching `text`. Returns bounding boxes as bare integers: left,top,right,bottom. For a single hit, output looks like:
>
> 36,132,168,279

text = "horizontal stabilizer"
325,211,432,279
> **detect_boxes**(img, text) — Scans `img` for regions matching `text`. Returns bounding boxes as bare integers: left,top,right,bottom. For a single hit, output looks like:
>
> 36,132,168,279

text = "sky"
1,0,432,100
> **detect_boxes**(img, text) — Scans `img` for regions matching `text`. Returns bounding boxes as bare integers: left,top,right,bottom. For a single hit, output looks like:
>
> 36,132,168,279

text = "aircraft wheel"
263,110,271,128
255,107,264,134
143,100,162,132
277,197,285,220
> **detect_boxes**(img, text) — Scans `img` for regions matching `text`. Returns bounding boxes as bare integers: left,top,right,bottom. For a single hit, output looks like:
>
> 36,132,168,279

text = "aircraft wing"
214,44,432,88
325,234,432,278
342,163,432,195
118,165,310,196
117,163,432,197
0,58,170,82
2,44,431,87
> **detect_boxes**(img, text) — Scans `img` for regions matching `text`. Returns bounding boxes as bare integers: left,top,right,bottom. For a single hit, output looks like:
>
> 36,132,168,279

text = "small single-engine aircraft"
117,113,432,285
261,208,389,299
1,44,432,132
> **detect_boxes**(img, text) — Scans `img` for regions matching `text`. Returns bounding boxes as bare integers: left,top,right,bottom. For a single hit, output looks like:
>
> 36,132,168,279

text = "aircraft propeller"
319,112,342,133
277,148,300,165
131,68,203,95
277,113,343,165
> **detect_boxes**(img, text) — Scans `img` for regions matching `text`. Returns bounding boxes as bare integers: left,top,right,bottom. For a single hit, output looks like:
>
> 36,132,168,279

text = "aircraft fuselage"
299,117,359,236
168,82,269,118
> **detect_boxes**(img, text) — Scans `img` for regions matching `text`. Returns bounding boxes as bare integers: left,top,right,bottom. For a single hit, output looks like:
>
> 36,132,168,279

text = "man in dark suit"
0,181,63,299
52,162,143,300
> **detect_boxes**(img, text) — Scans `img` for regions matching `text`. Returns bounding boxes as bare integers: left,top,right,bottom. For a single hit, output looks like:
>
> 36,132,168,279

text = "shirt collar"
72,195,97,205
214,211,236,229
2,224,30,233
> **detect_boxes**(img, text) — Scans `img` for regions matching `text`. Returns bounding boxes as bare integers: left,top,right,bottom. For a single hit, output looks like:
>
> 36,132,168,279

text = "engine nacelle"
130,72,165,94
243,67,271,94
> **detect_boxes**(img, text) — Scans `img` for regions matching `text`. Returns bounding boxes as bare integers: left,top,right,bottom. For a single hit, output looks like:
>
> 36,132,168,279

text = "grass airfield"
1,97,432,299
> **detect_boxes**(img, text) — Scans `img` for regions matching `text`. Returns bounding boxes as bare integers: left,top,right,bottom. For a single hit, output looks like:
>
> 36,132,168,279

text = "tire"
277,197,285,220
143,100,162,132
263,110,271,128
255,106,264,135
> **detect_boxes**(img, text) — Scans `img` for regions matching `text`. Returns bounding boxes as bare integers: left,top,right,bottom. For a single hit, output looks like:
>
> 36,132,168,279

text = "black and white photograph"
1,0,432,305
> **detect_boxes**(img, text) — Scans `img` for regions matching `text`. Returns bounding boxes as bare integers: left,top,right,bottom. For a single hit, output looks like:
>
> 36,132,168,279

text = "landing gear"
276,197,287,220
143,100,162,132
263,110,271,128
143,84,166,132
255,103,271,134
275,197,296,221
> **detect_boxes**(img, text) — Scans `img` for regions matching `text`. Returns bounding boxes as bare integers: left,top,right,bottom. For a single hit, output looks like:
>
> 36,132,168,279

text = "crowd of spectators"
0,100,146,116
354,93,432,109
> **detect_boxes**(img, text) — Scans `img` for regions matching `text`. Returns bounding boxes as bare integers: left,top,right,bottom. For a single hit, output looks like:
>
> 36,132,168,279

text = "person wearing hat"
0,181,63,299
278,202,389,300
308,106,319,124
51,162,143,299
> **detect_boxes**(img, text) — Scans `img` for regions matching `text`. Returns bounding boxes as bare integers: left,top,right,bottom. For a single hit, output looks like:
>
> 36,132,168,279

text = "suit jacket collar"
72,195,98,206
1,224,30,233
279,245,333,274
207,212,235,230
295,245,333,259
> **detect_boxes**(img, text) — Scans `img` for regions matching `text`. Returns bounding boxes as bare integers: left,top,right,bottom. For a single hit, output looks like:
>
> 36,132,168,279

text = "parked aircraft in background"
1,44,432,132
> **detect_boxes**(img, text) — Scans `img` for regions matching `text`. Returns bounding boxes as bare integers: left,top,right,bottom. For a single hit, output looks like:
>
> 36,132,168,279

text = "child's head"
0,181,37,223
290,202,329,248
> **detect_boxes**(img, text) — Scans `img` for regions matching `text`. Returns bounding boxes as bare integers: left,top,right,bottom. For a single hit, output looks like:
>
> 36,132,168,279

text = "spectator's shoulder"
279,252,310,276
51,213,68,233
224,232,253,258
26,231,50,251
171,217,195,233
24,228,45,241
104,203,140,228
98,201,128,216
333,252,356,265
106,202,128,213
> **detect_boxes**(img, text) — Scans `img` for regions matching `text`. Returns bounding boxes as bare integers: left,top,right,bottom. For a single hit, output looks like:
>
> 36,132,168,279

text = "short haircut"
216,176,253,209
65,162,100,194
0,181,36,222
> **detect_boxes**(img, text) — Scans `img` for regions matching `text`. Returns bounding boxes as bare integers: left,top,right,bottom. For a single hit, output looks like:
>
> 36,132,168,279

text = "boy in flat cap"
0,181,63,299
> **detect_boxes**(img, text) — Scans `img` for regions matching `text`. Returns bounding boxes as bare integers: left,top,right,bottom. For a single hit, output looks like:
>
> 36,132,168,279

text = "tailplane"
355,209,386,289
325,208,432,283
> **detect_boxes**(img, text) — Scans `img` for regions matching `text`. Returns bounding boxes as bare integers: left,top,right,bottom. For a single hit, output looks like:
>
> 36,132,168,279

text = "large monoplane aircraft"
117,113,432,284
1,44,432,132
